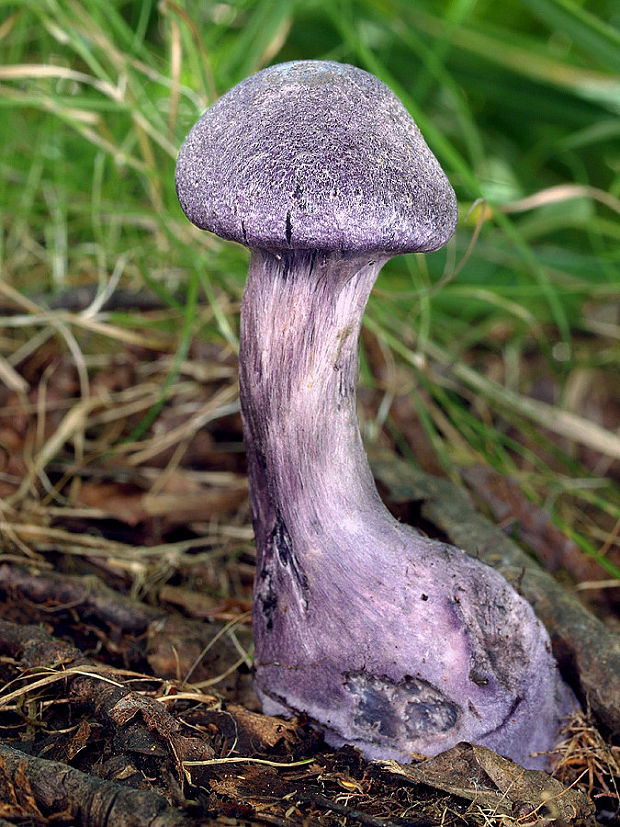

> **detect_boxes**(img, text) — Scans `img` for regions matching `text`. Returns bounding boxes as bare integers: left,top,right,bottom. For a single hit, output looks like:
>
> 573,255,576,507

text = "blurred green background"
1,0,619,573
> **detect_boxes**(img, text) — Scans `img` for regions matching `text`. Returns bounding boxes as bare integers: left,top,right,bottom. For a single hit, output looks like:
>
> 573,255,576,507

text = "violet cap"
175,60,457,254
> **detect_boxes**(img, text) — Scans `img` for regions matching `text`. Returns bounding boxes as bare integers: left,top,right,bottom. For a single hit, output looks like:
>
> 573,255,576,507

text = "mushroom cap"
176,60,457,254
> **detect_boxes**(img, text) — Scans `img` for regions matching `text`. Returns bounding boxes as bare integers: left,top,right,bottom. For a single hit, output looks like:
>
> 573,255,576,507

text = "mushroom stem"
240,248,386,553
239,252,573,769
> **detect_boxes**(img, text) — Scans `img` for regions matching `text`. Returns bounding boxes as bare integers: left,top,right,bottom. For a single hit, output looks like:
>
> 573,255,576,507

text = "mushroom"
175,60,574,769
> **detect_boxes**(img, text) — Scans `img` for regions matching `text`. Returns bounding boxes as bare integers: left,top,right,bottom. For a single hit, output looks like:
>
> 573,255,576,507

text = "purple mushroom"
175,60,574,769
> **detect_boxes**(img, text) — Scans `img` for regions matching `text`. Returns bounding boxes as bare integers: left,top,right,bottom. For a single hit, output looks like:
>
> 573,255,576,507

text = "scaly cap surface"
176,60,457,253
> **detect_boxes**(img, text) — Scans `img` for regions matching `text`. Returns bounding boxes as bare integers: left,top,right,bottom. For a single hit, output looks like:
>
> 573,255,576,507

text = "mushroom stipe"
176,60,576,769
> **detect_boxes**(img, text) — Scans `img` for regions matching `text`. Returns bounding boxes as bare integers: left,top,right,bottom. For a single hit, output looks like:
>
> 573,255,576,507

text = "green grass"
1,0,619,576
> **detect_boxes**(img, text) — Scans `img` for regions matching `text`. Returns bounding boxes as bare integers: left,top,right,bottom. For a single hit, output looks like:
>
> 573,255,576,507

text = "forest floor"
0,296,618,827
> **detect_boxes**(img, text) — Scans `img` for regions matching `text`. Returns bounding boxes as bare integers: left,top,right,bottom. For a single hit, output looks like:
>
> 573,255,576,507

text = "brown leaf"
383,742,594,824
142,486,247,524
65,719,94,761
0,424,27,498
225,704,304,750
74,476,247,527
75,480,149,525
159,585,251,620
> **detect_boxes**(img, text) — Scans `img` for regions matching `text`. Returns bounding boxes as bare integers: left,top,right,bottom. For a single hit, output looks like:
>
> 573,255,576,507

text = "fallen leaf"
382,742,594,824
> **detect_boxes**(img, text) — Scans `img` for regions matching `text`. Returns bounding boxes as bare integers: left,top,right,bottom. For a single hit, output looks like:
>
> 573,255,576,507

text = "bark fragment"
0,743,190,826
